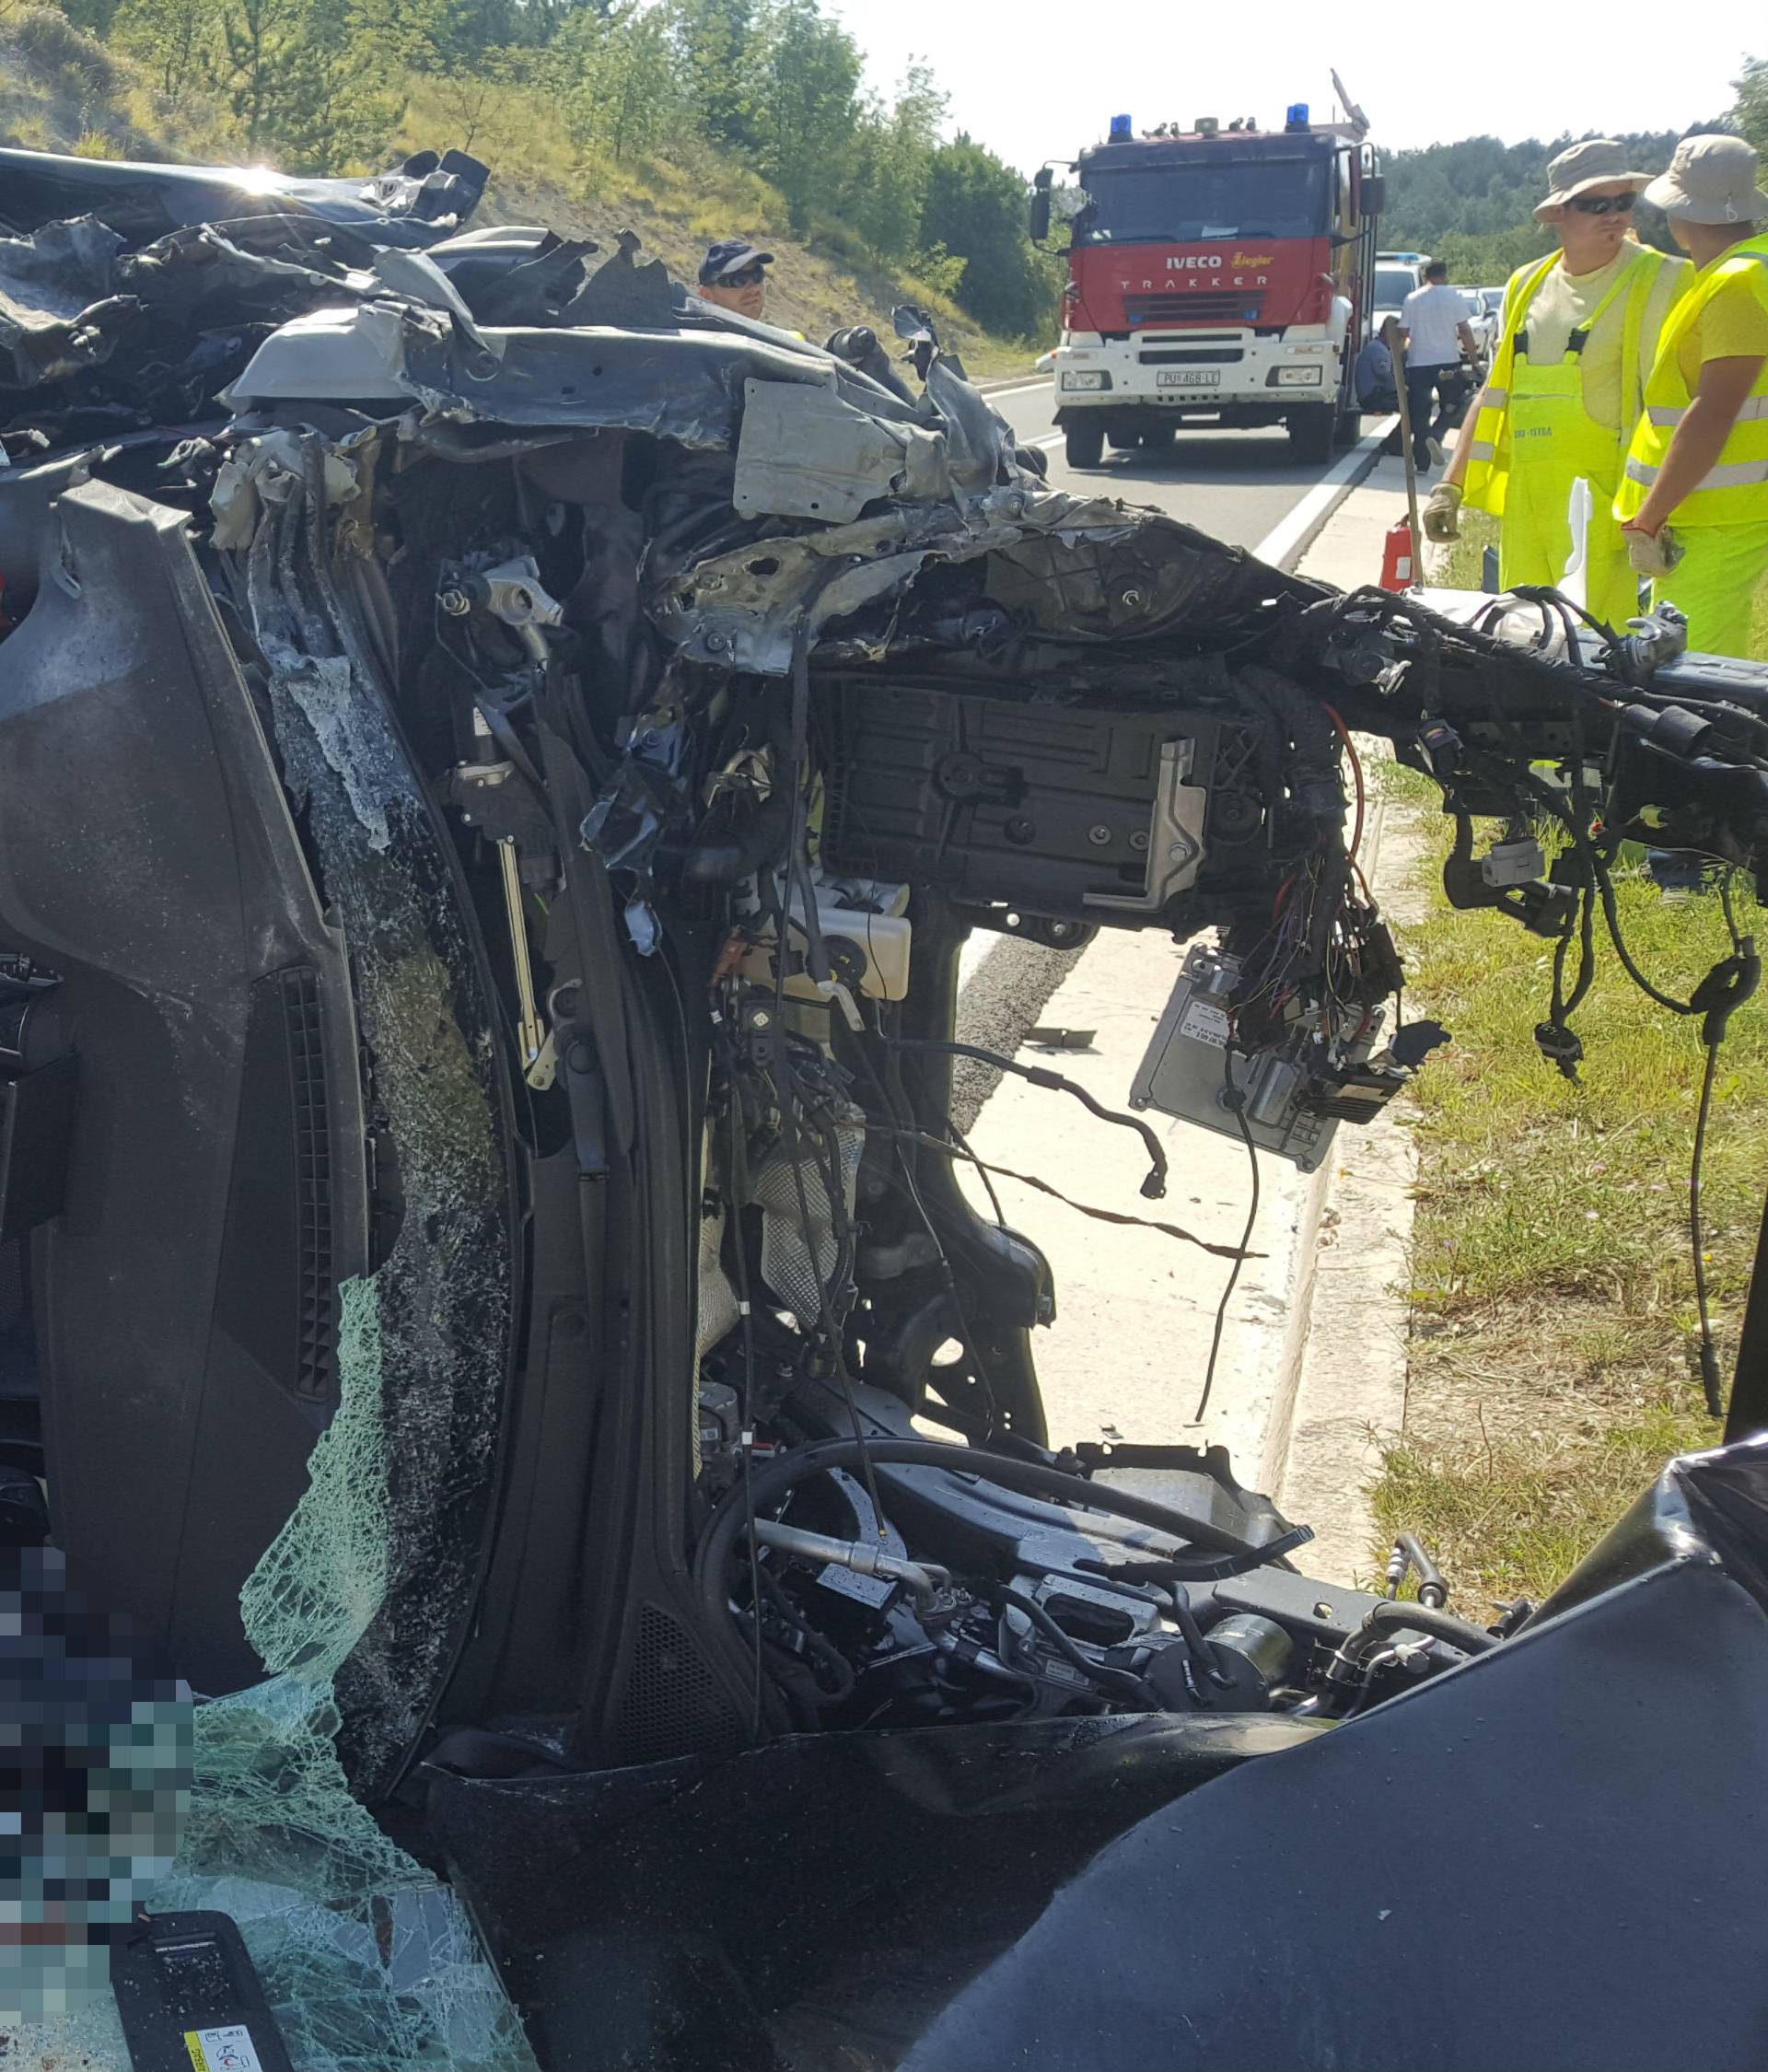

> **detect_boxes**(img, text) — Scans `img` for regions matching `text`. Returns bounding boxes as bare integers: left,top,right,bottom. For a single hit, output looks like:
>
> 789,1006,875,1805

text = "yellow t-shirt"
1504,243,1688,430
1675,267,1768,390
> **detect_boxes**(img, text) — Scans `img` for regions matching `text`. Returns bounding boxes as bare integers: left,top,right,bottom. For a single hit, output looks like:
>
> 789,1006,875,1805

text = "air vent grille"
614,1603,744,1764
1126,291,1262,326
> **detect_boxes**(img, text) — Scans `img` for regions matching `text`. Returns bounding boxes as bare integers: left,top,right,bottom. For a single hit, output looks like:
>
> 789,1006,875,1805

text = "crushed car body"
3,145,1768,2071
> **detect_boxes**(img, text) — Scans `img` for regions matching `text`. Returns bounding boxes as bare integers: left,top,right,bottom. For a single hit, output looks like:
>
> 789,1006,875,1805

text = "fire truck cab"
1034,106,1384,470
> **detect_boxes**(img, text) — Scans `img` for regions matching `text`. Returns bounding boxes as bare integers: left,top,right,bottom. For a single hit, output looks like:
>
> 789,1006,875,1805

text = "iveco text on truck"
1031,95,1384,468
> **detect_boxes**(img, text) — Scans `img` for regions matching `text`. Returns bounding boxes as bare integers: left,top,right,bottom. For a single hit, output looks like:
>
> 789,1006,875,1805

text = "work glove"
1423,482,1463,542
1623,523,1683,578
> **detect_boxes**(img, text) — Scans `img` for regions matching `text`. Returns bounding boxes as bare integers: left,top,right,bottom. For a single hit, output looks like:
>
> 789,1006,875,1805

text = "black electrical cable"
1192,1041,1262,1425
745,1564,855,1705
948,1116,1007,1228
847,1018,1003,1424
1690,1035,1724,1415
1473,751,1760,1409
865,1123,1254,1260
1166,1580,1234,1687
763,629,885,1529
723,1075,767,1736
889,1038,1169,1200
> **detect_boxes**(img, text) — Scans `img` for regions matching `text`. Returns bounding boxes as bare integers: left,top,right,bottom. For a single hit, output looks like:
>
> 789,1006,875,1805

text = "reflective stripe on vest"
1626,453,1768,491
1615,240,1768,527
1646,394,1768,428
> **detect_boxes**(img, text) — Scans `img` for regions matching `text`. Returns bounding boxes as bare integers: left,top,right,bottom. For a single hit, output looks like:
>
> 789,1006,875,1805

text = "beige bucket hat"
1533,137,1654,220
1644,134,1768,226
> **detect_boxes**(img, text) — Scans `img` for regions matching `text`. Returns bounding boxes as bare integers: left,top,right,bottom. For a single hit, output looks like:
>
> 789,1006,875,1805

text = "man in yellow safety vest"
1614,135,1768,658
1425,139,1688,627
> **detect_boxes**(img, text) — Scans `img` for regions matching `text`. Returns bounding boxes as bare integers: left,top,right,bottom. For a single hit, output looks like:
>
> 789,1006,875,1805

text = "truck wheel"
1286,406,1335,465
1064,423,1106,468
1333,405,1362,449
1141,424,1177,450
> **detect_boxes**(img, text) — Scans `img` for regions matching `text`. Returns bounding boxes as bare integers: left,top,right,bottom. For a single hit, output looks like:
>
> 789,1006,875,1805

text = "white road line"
1029,433,1063,450
982,378,1051,401
1250,417,1398,571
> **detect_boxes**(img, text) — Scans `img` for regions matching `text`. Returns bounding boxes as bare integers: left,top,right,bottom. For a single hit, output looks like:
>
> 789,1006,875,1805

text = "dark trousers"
1404,363,1460,463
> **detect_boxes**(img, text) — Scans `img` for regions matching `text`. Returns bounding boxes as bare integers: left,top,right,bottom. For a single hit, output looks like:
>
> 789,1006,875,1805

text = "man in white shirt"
1399,262,1477,470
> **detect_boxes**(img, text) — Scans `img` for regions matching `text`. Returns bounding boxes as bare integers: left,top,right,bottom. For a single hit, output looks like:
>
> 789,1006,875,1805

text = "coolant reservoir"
739,879,912,1002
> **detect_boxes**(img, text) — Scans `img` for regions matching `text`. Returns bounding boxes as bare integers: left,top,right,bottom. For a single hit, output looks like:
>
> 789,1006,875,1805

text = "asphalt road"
983,375,1384,563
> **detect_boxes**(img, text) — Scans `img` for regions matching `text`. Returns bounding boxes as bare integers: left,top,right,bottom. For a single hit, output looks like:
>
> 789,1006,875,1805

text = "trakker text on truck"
1031,94,1384,469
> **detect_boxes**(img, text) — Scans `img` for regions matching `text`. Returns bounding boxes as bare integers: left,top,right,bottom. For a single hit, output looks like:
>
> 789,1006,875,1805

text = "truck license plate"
1156,369,1220,389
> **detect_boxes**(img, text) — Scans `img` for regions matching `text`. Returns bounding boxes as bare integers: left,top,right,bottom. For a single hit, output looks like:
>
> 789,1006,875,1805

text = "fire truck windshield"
1074,153,1331,245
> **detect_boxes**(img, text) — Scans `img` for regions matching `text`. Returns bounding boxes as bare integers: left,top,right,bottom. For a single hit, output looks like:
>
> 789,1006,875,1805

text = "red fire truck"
1031,96,1385,469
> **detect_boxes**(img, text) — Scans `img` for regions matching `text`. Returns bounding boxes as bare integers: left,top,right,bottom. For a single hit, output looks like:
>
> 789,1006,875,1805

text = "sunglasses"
719,267,767,287
1565,192,1636,216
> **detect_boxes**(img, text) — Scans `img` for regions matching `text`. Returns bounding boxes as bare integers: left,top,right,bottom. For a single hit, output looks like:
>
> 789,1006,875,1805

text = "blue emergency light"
1109,113,1134,142
1286,102,1309,127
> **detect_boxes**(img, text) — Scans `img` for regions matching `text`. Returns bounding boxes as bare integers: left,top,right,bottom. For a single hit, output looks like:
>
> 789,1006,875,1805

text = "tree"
666,0,753,152
1734,56,1768,154
110,0,217,107
838,62,945,262
921,134,1057,339
564,2,678,163
215,0,401,169
749,0,859,227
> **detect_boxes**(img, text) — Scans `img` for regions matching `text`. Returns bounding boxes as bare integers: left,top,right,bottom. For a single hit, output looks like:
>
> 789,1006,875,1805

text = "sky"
822,0,1751,174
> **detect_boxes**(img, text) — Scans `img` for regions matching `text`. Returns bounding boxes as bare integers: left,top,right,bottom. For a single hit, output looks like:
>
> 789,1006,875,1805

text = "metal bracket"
1083,739,1208,914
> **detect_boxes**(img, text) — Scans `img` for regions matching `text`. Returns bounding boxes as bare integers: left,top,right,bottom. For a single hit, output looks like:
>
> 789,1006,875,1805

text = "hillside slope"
0,6,1039,376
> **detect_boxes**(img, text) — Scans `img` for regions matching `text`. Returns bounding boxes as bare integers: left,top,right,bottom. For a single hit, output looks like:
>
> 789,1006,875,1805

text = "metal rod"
497,838,545,1072
752,1518,948,1607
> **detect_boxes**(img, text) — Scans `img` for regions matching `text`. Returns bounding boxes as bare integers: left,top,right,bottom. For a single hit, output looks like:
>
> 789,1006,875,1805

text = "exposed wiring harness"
1464,751,1760,1413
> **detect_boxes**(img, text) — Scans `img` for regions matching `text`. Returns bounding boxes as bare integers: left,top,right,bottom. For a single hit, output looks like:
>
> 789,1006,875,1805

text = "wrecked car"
2,144,1767,2071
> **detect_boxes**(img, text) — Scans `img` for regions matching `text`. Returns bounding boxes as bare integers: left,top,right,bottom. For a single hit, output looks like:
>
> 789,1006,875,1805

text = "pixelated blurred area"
1,1543,191,2044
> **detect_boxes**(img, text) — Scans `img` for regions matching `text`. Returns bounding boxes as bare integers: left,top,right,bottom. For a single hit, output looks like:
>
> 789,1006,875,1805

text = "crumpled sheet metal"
0,142,488,247
0,214,127,378
733,373,952,524
646,488,1272,674
227,305,902,452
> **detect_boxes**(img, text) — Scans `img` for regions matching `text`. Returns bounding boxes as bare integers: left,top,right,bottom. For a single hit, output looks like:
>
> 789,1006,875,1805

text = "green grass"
1368,795,1762,1607
1373,1398,1710,1605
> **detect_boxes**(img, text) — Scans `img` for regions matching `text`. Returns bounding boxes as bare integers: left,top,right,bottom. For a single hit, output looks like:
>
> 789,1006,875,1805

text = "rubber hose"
1346,1599,1499,1661
1394,1531,1448,1608
693,1436,1289,1638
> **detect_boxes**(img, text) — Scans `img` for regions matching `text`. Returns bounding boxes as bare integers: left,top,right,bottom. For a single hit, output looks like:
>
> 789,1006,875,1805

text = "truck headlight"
1275,366,1323,387
1060,370,1109,390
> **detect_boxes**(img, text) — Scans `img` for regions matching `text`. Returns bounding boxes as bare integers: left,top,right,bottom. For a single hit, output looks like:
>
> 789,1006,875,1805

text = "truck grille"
1139,348,1244,365
1126,290,1262,326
